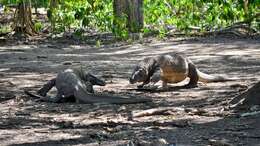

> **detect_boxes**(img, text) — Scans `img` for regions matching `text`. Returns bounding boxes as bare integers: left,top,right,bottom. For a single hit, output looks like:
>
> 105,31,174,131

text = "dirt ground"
0,35,260,146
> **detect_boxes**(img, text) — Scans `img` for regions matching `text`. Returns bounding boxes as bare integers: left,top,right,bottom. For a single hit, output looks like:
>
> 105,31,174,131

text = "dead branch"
152,120,190,128
128,138,169,146
131,107,185,118
131,106,227,119
208,139,234,146
240,110,260,117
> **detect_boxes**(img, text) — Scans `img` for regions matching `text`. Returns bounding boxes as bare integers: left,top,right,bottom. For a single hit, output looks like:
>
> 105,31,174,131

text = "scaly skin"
157,54,199,88
130,54,236,88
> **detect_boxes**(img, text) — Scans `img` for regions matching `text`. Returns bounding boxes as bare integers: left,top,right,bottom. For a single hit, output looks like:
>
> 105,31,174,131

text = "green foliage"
48,0,113,33
48,0,129,39
31,0,49,8
112,14,129,39
1,0,258,37
34,22,43,32
0,25,11,34
96,40,101,48
144,0,259,35
0,0,48,7
0,0,17,5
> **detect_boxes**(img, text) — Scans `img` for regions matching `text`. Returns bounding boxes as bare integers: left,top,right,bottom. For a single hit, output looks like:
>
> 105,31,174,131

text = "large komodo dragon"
130,53,236,88
25,68,151,104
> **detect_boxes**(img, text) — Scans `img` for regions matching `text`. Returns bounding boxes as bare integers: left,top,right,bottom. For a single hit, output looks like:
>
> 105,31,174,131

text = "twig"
240,111,260,117
208,139,233,146
152,120,190,128
131,107,185,118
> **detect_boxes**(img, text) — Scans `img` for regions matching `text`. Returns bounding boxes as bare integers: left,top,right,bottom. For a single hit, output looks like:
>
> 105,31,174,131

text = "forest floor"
0,34,260,146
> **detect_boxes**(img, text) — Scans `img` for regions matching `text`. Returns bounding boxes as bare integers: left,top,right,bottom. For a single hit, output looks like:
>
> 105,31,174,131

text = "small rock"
18,57,27,60
230,84,248,89
63,62,72,65
15,111,31,116
57,121,74,128
37,55,48,59
208,139,233,146
127,138,169,146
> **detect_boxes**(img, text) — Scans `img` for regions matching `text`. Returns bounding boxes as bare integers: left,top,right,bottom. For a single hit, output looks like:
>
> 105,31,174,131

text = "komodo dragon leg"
150,71,161,85
37,92,63,103
186,62,199,88
24,90,63,103
37,78,56,96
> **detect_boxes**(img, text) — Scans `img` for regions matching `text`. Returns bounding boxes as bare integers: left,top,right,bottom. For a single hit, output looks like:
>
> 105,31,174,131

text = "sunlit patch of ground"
0,36,260,146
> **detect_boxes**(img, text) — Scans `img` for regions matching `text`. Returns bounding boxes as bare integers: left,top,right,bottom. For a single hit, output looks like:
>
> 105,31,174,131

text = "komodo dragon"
130,54,236,88
25,68,151,104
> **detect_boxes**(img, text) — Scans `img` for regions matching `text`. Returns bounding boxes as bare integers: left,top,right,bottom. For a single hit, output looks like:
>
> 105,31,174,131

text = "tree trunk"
243,0,248,17
13,0,37,36
48,0,59,32
34,0,38,15
113,0,143,33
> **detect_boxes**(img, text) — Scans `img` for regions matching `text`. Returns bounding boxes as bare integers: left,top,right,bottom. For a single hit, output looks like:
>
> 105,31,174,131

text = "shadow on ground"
0,35,260,146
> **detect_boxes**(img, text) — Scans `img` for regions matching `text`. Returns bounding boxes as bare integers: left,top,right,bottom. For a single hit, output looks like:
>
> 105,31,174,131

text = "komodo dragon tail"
25,90,151,104
74,89,152,104
196,69,237,83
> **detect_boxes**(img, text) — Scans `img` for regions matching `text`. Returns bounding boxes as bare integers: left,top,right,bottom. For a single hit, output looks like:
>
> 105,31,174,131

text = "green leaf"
82,17,90,27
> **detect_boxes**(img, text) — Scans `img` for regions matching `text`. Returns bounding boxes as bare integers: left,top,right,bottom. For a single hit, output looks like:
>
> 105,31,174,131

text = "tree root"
131,107,185,118
131,106,228,119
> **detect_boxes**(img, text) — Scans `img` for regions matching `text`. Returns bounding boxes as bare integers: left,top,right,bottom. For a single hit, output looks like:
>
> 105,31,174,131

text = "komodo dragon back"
55,69,81,98
157,54,189,84
150,53,236,87
56,68,106,96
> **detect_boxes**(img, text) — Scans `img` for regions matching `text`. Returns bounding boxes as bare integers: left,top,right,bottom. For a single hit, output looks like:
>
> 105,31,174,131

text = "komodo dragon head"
129,57,159,88
129,66,148,84
85,73,106,86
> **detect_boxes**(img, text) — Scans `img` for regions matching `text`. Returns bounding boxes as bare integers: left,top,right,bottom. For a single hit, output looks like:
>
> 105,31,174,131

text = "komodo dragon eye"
138,69,146,76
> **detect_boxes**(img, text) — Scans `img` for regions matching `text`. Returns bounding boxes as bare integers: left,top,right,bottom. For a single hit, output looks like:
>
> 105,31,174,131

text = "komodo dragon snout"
129,66,147,84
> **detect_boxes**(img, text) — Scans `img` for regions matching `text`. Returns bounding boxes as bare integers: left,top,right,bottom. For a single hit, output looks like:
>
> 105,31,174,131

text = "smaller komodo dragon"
130,54,236,88
25,68,151,104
